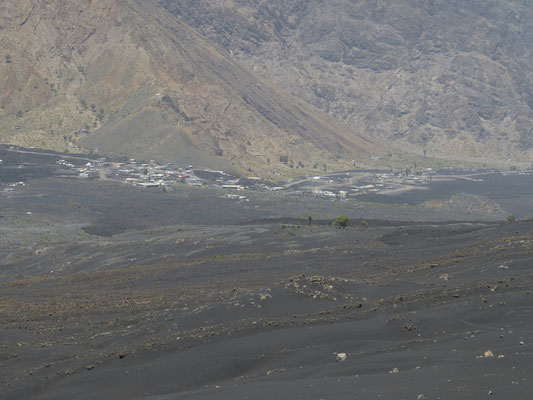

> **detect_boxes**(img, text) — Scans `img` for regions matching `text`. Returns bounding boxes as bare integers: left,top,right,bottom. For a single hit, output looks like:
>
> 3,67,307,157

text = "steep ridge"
161,0,533,166
0,0,382,176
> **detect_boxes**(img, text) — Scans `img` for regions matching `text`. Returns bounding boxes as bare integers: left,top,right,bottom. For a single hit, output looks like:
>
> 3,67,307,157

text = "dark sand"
359,171,533,217
1,154,532,399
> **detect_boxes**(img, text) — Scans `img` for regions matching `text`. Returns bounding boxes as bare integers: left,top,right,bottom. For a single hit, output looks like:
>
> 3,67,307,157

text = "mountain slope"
0,0,382,176
161,0,533,165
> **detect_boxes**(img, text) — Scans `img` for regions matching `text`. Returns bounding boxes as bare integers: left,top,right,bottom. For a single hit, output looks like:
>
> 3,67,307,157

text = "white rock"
336,353,347,362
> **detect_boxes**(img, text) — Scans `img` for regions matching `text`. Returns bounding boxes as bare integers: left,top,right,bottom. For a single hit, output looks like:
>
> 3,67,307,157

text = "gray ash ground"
359,171,533,212
1,150,533,399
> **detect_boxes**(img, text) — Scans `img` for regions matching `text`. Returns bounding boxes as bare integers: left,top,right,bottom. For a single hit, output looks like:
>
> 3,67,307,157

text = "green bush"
333,216,349,228
507,215,516,222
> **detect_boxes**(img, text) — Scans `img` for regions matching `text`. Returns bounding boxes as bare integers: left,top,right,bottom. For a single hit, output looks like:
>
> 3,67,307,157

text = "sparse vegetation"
333,216,349,228
97,108,105,122
16,110,23,118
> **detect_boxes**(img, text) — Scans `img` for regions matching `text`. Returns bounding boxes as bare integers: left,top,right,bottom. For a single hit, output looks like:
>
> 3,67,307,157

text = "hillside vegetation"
0,0,383,176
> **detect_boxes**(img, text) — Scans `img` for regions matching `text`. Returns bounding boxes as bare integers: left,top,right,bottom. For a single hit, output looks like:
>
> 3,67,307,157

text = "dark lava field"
1,150,533,399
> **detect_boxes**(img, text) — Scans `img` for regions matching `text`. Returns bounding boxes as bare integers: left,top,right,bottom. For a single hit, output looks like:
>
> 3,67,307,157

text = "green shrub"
333,216,349,228
507,215,516,222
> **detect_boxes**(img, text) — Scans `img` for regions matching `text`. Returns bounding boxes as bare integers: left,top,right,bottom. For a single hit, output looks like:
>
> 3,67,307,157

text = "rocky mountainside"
0,0,382,177
161,0,533,165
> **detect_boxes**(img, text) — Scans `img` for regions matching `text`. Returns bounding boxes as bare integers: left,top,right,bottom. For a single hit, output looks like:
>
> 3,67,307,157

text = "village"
0,145,506,203
281,168,440,200
50,150,446,201
0,146,275,202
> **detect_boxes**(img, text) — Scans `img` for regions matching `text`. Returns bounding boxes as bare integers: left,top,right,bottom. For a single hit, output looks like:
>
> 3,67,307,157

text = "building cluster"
56,159,99,179
293,169,438,200
82,158,274,192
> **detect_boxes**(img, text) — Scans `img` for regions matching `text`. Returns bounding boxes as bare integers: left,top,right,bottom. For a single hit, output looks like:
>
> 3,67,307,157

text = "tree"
507,215,516,222
333,216,349,229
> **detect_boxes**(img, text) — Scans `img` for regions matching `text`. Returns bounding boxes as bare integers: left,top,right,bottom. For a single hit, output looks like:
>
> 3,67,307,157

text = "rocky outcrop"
160,0,533,165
